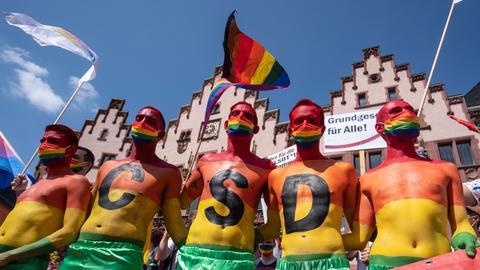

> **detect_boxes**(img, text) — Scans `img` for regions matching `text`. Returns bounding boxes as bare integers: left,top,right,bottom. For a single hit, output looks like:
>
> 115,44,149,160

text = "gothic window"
99,153,116,166
199,119,221,141
179,130,192,142
438,143,455,163
358,93,367,107
177,130,191,154
98,129,109,141
212,103,221,115
387,87,398,101
457,141,474,166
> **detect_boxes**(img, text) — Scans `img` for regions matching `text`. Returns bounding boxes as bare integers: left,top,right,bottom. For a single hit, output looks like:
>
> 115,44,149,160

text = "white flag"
453,0,463,4
4,12,98,85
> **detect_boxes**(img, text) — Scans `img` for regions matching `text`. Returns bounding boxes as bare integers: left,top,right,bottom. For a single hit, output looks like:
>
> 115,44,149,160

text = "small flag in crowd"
203,11,290,126
449,115,480,134
0,131,33,190
4,12,98,85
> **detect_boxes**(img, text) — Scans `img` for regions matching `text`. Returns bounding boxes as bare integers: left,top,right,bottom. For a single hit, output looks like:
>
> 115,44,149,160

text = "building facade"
36,46,480,183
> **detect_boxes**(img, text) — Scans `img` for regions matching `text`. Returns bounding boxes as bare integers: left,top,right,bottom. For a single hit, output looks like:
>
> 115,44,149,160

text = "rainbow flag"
203,11,290,126
223,11,290,90
0,131,33,190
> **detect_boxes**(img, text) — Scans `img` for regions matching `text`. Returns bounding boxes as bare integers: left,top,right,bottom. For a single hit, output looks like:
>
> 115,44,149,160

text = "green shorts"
0,255,49,270
277,254,350,270
368,255,424,270
177,245,255,270
59,239,143,270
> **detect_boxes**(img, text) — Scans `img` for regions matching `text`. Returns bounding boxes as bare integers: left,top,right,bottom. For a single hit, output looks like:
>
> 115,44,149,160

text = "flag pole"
20,81,86,175
417,0,458,117
184,124,206,180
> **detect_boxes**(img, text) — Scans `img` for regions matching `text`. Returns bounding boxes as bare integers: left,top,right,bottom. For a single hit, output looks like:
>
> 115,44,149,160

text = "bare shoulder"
249,155,276,170
332,160,355,172
198,152,222,163
64,174,90,191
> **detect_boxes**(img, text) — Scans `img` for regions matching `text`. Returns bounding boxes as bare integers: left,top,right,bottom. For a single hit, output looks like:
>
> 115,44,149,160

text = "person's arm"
180,165,204,210
156,231,174,261
255,171,281,243
0,176,91,266
341,162,358,227
162,169,187,247
343,176,375,251
446,164,479,257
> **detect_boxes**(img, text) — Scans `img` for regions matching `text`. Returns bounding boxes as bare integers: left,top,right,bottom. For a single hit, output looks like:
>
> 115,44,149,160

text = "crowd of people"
0,99,478,270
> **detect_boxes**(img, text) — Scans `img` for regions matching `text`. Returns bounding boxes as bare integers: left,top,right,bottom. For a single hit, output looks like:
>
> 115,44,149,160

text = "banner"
266,145,297,167
323,109,386,153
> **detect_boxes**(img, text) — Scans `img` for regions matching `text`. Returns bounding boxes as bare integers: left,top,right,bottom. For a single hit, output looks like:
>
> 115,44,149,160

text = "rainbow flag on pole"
203,11,290,125
223,11,290,90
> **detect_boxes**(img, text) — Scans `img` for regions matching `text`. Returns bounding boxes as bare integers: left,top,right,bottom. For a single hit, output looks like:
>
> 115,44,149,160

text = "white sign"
266,145,297,167
323,109,386,153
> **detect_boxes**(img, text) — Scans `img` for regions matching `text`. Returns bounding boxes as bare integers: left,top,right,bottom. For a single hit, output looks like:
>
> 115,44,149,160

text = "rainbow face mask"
291,121,323,148
130,122,159,143
383,111,420,138
70,159,86,173
38,145,69,165
227,116,254,136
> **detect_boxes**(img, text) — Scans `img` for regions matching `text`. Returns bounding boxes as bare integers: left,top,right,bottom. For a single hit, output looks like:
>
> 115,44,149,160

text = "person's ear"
375,122,385,134
253,125,260,134
224,120,229,130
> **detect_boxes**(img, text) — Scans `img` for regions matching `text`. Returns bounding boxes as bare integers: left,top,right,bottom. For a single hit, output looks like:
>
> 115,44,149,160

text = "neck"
226,135,252,156
46,164,73,178
128,142,159,162
385,136,421,161
261,253,275,263
294,141,325,161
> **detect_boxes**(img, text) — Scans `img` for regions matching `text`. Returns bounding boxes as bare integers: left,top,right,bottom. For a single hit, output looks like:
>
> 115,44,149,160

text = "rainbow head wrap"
70,159,85,173
383,111,420,138
291,122,323,148
130,122,159,143
227,116,254,136
38,146,68,165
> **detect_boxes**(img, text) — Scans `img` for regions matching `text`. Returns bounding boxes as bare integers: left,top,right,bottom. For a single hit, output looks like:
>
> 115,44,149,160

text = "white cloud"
68,76,99,112
1,47,64,113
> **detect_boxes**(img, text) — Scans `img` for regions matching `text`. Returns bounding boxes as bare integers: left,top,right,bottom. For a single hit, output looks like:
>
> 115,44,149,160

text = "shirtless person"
178,101,274,270
257,99,357,270
0,124,90,269
60,106,187,270
343,100,478,269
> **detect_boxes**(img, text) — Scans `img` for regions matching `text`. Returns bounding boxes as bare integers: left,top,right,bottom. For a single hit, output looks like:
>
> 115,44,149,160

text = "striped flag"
203,11,290,125
0,131,33,190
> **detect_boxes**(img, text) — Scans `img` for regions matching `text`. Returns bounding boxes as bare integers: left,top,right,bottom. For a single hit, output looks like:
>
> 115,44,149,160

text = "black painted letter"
205,170,248,226
99,163,144,210
281,174,330,234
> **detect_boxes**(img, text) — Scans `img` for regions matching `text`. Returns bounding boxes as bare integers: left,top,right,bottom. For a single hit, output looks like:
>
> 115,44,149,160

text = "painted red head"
38,124,78,167
224,101,259,137
375,100,420,144
130,106,165,144
289,99,325,148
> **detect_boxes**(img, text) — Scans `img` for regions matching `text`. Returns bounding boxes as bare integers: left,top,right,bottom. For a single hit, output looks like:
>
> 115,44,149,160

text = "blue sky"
0,0,479,174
